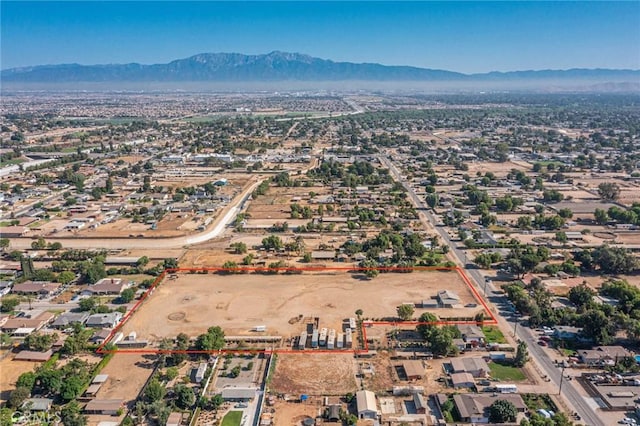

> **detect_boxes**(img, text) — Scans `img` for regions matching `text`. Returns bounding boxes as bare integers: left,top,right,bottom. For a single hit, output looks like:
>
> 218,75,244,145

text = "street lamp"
512,314,519,337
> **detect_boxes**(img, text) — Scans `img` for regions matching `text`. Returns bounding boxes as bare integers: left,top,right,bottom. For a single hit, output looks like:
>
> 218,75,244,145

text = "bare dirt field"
272,400,323,426
270,354,357,395
360,350,446,394
120,270,479,343
96,353,156,403
465,160,531,176
0,357,39,403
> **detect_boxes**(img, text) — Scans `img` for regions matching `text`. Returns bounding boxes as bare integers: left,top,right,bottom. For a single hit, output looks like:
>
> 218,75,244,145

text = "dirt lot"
96,353,156,403
0,356,39,403
271,400,323,426
360,350,446,394
120,270,479,342
270,354,357,395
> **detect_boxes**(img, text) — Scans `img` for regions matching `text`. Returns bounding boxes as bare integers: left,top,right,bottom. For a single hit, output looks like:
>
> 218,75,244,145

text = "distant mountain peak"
1,52,638,85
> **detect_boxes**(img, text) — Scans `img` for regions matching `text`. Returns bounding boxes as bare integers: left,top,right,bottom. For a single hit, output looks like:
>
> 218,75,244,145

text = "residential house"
578,346,631,365
450,357,490,378
436,290,460,308
413,393,428,414
220,387,256,401
84,399,125,415
553,326,582,340
85,312,123,329
452,393,527,423
51,312,90,329
2,312,55,333
11,281,60,297
401,360,424,380
356,390,378,420
82,278,126,296
457,324,486,347
451,372,476,389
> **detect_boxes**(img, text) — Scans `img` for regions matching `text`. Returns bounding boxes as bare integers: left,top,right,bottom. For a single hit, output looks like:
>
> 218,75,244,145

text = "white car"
621,418,637,425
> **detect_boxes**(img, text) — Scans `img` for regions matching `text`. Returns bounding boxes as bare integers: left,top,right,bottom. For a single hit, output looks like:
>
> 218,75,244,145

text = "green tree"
0,297,19,313
174,384,196,409
60,401,87,426
489,400,517,423
60,375,85,401
195,326,225,351
514,341,529,367
397,304,415,320
8,387,30,408
230,242,248,254
555,231,568,243
144,379,166,403
261,235,283,250
592,245,638,274
568,284,594,312
598,182,621,201
78,297,97,312
57,270,76,285
15,372,36,392
417,312,439,340
119,288,136,303
581,309,613,345
31,237,47,250
0,238,10,252
594,208,609,225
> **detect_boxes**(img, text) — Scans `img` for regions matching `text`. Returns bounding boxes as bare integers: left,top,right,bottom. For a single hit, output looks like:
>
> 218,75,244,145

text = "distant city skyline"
2,1,639,73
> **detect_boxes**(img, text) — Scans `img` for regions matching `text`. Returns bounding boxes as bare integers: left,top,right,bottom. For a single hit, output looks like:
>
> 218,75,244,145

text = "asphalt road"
379,155,603,426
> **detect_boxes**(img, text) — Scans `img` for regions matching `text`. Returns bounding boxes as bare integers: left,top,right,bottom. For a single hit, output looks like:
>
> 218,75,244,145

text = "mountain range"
2,51,639,84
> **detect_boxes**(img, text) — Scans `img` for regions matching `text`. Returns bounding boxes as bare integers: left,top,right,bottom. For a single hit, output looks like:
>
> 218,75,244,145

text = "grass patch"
522,393,557,412
489,361,526,381
221,411,243,426
560,348,577,357
482,326,507,344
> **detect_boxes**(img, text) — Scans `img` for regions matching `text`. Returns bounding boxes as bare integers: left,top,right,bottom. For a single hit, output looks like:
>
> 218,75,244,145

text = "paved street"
380,154,603,426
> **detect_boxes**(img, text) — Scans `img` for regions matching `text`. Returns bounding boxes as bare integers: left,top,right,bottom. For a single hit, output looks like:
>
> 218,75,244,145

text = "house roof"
356,390,377,413
52,312,90,327
437,290,460,301
221,387,257,400
12,281,60,294
451,372,475,387
14,350,53,362
402,360,424,378
84,399,124,412
450,357,489,374
85,278,125,294
93,374,109,383
3,312,55,331
21,398,53,411
166,412,183,426
453,394,526,419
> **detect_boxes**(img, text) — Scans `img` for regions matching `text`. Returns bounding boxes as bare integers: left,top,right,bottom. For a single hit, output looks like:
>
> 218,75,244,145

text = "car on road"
538,340,548,346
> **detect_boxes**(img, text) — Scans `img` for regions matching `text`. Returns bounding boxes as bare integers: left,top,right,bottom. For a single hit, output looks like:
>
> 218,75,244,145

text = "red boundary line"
96,266,497,355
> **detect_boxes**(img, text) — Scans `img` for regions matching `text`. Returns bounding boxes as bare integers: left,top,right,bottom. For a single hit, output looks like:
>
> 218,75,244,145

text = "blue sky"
1,1,639,73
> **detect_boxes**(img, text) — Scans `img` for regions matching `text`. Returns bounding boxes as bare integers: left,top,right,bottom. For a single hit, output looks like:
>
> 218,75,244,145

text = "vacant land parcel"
120,270,480,345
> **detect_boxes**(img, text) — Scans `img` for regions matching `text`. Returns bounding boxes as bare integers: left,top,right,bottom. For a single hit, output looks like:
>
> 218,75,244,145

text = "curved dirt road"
8,178,262,251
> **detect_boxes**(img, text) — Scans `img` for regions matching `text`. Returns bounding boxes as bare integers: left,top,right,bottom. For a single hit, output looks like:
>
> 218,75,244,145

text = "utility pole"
513,315,519,337
558,365,566,395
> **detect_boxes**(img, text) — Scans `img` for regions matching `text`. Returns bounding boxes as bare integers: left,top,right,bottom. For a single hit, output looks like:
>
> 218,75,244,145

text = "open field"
0,357,40,403
119,270,480,343
272,400,321,426
270,354,357,395
95,353,156,403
